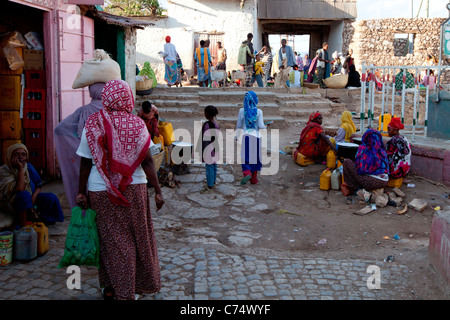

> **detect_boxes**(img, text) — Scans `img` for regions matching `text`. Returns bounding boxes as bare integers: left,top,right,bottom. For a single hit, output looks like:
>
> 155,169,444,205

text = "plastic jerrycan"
320,168,332,190
327,150,336,169
331,169,342,190
31,222,49,256
13,226,37,262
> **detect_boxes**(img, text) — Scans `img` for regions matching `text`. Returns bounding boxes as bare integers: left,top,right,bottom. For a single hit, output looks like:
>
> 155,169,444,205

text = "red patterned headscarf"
388,116,404,130
307,111,321,124
84,80,150,206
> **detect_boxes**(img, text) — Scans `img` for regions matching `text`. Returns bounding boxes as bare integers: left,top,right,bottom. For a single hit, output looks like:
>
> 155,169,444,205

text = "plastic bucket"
0,231,14,265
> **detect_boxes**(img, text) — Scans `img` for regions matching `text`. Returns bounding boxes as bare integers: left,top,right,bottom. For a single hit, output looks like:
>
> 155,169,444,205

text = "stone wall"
343,18,449,84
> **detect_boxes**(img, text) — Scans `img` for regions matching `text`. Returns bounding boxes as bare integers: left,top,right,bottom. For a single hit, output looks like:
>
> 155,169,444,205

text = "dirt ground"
148,119,450,300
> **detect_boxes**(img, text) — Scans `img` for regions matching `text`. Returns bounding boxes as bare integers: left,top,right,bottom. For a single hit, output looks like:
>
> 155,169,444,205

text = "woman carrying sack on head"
76,80,164,300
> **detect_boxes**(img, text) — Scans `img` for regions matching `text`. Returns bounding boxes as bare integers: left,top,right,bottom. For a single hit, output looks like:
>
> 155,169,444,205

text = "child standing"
201,105,220,194
253,54,265,87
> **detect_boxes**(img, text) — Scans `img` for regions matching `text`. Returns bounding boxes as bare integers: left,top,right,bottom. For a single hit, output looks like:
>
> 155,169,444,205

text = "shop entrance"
0,1,46,173
261,22,331,59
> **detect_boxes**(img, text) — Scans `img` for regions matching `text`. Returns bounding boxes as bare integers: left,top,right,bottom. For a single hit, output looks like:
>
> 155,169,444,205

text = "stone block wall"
343,18,449,84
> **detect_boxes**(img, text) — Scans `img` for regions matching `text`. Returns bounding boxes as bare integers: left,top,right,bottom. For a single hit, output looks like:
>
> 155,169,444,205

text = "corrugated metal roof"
90,9,155,28
258,0,357,20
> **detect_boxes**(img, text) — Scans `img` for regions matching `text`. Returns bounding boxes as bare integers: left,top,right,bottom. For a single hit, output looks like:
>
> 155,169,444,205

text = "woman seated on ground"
293,112,337,163
335,111,357,143
386,116,411,179
0,143,64,228
342,129,389,193
345,64,361,88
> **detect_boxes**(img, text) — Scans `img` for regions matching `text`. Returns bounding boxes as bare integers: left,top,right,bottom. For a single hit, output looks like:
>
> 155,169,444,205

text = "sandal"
200,187,214,194
240,175,251,185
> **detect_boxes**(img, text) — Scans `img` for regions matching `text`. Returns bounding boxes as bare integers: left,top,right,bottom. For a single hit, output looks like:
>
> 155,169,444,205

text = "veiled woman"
76,80,164,300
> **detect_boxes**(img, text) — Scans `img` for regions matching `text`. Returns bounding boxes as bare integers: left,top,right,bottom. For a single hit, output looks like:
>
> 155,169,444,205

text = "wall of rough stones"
343,18,449,84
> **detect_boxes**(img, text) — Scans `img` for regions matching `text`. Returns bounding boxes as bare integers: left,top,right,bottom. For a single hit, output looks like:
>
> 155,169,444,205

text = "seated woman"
293,112,337,164
0,143,64,228
342,129,389,192
386,116,411,179
335,111,356,143
345,64,361,88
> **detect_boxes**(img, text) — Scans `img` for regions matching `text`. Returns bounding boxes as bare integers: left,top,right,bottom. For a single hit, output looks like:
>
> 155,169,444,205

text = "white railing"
359,62,449,141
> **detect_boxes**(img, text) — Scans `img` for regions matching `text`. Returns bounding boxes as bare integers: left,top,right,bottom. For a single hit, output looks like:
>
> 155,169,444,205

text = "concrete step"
140,94,199,101
276,93,323,101
142,99,199,108
279,100,332,109
198,89,277,103
216,115,287,129
158,107,202,117
198,102,280,116
279,107,332,117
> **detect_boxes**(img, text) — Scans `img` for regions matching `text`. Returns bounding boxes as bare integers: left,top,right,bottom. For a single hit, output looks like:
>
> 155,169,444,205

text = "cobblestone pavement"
0,244,412,300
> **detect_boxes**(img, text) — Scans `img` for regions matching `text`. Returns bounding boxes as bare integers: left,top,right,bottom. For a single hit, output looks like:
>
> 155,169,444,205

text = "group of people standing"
160,35,361,90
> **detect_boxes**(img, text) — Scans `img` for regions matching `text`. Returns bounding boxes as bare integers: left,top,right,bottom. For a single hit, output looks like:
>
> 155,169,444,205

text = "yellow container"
327,150,336,169
295,152,315,167
378,113,393,137
0,75,22,111
31,222,49,256
0,111,21,140
320,168,332,190
387,178,403,188
158,121,174,146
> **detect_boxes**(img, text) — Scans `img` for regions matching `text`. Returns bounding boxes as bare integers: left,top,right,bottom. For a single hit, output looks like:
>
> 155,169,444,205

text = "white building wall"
328,20,344,57
136,0,260,83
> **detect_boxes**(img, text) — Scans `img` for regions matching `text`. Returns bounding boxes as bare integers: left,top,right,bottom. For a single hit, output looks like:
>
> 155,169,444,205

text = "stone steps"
135,87,337,128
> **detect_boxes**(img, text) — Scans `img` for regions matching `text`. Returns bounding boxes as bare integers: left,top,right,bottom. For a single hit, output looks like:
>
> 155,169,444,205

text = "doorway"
268,34,310,58
193,33,224,75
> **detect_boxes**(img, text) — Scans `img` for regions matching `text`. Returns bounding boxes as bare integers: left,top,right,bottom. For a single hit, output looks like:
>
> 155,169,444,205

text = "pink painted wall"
58,11,95,120
429,210,450,286
66,0,104,4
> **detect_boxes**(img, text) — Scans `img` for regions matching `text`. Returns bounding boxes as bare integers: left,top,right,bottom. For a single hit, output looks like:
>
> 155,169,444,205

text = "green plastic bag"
58,206,100,269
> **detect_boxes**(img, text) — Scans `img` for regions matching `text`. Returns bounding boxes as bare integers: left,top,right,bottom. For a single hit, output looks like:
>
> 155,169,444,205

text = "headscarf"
243,91,258,130
0,143,31,207
307,111,321,125
84,80,151,207
165,36,171,43
355,129,389,176
340,111,356,142
300,111,323,143
388,116,404,130
139,61,157,87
